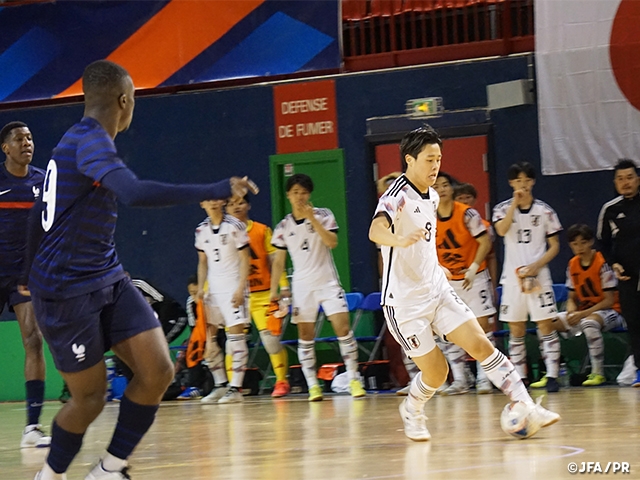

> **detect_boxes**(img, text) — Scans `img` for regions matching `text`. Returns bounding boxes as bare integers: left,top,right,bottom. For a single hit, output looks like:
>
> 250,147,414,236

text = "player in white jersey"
492,162,563,393
369,125,559,441
270,173,366,401
195,198,250,404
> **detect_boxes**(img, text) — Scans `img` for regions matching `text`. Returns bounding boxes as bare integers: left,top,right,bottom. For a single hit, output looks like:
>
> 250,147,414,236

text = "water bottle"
105,357,116,401
558,362,570,388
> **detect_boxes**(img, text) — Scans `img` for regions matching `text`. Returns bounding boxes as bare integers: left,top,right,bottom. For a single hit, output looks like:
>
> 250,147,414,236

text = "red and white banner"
535,0,640,175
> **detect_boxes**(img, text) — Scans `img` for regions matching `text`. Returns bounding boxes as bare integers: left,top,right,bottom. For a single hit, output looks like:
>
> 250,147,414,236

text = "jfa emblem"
407,335,421,349
221,234,228,245
501,305,509,315
293,307,300,317
531,215,540,226
306,223,315,233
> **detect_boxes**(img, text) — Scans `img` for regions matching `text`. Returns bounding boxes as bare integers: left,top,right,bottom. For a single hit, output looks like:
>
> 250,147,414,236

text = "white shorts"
383,287,475,358
292,282,348,324
499,281,557,323
557,309,626,332
450,269,496,318
204,291,249,328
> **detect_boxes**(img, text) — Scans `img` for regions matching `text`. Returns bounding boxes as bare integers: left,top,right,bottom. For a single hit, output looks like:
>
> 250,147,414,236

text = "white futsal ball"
500,401,541,439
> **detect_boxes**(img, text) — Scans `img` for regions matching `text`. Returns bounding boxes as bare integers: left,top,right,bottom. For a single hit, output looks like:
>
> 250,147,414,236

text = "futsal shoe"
529,376,548,389
308,385,324,402
271,380,291,398
21,425,51,448
440,380,469,396
546,377,560,393
85,461,131,479
34,470,67,480
632,371,640,388
176,387,202,400
395,384,411,396
218,387,243,404
529,397,561,428
475,378,494,394
201,386,229,404
582,373,606,386
349,379,367,398
398,399,431,441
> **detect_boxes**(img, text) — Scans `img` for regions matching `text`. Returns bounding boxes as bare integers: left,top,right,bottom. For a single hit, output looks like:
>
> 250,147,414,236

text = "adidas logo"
617,212,626,219
414,207,421,213
72,343,86,362
389,292,394,299
289,232,295,236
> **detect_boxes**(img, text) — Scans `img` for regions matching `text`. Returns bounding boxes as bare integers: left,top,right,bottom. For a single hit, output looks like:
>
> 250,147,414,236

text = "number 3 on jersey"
42,159,58,232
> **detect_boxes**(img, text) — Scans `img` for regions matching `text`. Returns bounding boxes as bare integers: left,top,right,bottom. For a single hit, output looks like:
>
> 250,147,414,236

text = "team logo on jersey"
72,343,86,362
616,212,626,219
292,307,300,317
500,305,509,315
306,223,315,233
32,186,40,199
407,335,421,349
221,234,228,245
531,215,540,226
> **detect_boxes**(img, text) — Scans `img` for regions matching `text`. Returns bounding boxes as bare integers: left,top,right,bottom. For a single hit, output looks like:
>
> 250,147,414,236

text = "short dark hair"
0,121,28,145
454,182,477,199
614,158,638,173
399,124,442,172
286,173,313,193
507,162,536,181
187,275,198,286
436,171,457,186
567,224,594,243
82,60,130,98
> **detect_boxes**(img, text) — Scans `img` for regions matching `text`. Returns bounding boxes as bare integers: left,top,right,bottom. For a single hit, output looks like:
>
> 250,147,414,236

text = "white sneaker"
34,470,67,480
218,387,243,404
529,397,561,428
21,424,51,448
476,378,493,394
85,461,131,479
396,384,411,396
201,386,229,404
398,399,431,441
440,381,469,396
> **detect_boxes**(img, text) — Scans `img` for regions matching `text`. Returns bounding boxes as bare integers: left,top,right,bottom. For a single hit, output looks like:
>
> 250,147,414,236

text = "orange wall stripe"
0,202,35,209
56,0,265,98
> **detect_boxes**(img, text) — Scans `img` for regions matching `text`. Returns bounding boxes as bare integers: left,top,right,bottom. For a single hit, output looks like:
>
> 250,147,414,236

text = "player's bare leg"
329,312,365,397
14,302,50,448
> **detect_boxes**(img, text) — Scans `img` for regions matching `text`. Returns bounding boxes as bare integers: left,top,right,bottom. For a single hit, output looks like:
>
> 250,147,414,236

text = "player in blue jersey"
0,121,50,449
21,60,258,480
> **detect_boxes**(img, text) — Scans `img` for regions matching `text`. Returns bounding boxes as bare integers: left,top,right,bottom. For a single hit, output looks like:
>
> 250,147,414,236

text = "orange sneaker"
271,380,291,398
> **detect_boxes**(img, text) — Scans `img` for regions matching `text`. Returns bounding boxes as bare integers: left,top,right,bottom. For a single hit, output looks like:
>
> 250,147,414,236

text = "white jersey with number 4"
492,198,562,285
374,175,450,307
195,215,249,293
272,208,341,288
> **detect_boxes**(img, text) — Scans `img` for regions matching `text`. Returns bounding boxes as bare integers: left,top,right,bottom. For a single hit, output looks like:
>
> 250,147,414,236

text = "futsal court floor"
1,387,638,480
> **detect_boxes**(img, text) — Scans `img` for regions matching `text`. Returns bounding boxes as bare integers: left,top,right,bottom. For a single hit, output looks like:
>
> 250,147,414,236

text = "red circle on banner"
610,0,640,111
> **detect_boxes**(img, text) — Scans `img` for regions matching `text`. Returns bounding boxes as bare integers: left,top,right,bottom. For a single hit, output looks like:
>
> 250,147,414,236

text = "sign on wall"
273,79,338,154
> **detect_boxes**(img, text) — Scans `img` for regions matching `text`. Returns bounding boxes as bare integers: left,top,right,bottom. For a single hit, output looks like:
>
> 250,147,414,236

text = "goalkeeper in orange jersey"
227,196,291,397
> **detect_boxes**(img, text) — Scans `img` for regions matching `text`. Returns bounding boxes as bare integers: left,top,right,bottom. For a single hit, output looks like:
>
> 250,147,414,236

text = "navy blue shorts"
32,277,161,373
0,276,31,313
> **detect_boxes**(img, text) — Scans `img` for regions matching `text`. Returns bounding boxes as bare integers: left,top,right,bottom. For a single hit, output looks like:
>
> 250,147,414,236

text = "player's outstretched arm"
369,215,425,248
101,168,258,207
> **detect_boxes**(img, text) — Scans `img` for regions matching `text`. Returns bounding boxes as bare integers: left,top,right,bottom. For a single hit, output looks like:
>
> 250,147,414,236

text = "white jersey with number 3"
272,208,341,288
195,215,249,293
374,175,450,307
492,198,562,285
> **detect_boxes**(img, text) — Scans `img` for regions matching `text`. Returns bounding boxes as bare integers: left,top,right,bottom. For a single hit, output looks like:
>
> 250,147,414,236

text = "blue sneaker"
177,387,202,400
632,371,640,388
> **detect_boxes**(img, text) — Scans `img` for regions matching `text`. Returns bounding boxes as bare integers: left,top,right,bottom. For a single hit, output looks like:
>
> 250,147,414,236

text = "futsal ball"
500,401,540,439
